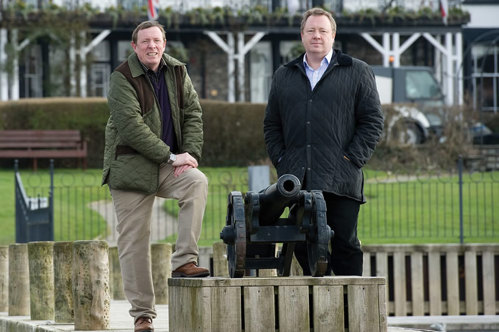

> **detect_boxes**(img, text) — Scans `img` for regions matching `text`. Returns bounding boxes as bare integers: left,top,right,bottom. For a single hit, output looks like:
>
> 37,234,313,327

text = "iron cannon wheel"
226,191,247,278
307,191,331,277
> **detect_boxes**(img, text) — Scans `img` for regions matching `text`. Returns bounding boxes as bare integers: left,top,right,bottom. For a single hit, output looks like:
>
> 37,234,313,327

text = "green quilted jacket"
102,52,203,194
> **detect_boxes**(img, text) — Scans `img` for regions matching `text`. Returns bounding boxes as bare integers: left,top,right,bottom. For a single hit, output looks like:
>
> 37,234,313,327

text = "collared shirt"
140,59,178,153
303,49,334,90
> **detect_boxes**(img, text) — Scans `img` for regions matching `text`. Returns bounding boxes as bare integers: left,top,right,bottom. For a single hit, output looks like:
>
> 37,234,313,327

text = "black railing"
16,160,499,245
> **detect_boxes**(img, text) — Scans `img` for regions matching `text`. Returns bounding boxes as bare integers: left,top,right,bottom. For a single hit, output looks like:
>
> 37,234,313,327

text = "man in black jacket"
264,8,384,276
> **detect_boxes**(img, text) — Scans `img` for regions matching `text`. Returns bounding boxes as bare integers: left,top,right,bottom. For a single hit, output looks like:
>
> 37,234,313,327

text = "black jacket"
264,50,383,202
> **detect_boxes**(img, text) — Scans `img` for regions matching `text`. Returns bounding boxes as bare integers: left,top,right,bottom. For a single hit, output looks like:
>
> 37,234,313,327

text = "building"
0,0,471,106
462,0,499,113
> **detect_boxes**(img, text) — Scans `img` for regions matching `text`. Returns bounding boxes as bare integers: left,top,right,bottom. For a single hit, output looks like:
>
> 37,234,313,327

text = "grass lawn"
0,167,497,246
0,168,108,245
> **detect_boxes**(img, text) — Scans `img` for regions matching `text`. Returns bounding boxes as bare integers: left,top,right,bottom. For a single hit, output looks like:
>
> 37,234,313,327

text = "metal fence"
18,161,499,245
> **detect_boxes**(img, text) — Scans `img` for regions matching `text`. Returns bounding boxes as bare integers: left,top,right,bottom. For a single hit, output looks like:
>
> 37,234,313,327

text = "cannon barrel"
257,174,301,224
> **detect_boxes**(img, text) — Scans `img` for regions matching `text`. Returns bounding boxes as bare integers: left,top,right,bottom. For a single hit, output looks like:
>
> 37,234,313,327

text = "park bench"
0,130,87,170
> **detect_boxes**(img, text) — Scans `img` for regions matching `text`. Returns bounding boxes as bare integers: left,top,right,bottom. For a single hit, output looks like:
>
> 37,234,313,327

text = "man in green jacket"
102,20,209,331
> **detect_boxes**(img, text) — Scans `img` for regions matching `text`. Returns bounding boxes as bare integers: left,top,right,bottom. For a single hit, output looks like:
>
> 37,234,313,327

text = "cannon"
220,174,334,278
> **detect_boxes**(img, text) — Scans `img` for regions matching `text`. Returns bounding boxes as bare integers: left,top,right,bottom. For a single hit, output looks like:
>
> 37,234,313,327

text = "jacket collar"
127,52,185,78
286,49,352,70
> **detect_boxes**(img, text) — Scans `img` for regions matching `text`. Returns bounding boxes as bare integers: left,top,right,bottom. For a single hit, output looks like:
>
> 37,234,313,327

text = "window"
250,41,272,102
472,43,499,112
90,64,110,97
405,70,442,100
23,46,43,98
90,41,111,97
118,41,133,62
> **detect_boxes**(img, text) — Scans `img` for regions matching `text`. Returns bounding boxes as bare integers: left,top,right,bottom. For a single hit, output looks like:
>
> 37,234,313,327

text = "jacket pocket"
109,153,158,194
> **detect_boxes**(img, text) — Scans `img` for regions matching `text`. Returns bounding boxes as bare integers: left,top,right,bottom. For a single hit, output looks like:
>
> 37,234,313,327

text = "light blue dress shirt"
303,49,334,90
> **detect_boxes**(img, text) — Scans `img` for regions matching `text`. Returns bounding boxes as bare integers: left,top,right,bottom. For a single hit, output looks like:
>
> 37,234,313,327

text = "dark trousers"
295,192,363,276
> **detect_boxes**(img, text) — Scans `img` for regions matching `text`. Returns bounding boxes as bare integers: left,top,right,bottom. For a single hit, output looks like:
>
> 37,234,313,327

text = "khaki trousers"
110,163,208,320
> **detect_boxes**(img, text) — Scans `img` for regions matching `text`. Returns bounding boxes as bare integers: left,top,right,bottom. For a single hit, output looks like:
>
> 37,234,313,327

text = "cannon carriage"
220,174,334,278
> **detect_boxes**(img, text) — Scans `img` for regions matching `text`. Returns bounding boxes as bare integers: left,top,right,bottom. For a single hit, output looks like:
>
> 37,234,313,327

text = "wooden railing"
362,244,498,316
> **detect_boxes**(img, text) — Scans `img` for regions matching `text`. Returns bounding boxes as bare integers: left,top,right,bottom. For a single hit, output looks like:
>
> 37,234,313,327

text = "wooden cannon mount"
220,174,334,278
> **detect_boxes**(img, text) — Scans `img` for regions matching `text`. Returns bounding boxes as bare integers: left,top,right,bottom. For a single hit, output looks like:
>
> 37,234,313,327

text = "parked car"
373,66,445,145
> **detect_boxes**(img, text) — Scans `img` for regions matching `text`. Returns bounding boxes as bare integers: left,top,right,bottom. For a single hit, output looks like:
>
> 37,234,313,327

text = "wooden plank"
465,251,478,315
378,284,388,332
362,252,371,276
0,142,82,148
410,252,424,316
169,285,211,332
168,276,385,288
313,285,344,332
0,130,80,137
244,286,275,332
482,251,496,315
348,284,380,332
278,286,309,332
211,286,241,331
0,150,86,158
375,252,390,315
428,252,442,315
212,242,229,277
445,251,460,315
393,252,407,316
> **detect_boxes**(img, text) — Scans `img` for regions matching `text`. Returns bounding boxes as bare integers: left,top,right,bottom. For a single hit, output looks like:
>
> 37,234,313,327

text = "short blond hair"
301,8,336,34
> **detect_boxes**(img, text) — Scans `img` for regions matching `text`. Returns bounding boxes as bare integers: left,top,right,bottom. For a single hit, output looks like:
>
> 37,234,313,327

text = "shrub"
0,98,491,171
0,97,269,168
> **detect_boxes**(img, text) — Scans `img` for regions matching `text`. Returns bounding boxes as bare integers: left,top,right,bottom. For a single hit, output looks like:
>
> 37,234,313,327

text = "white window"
472,44,499,112
250,41,272,102
23,45,43,98
90,64,111,97
118,41,134,62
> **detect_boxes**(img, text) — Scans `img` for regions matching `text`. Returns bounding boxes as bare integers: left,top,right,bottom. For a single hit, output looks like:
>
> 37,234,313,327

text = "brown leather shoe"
135,316,154,332
172,262,210,277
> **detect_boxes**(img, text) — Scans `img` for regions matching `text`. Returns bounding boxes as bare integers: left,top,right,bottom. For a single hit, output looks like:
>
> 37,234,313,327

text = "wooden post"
28,241,54,321
108,246,125,300
53,241,73,323
0,246,8,312
212,242,228,277
8,243,30,316
151,243,172,304
72,240,110,330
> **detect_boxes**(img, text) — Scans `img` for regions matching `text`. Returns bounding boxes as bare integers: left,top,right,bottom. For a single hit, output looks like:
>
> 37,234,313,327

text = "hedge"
0,97,268,168
2,98,492,171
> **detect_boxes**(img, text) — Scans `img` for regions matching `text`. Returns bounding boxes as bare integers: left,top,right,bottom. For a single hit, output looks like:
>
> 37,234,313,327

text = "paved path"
88,198,178,246
0,301,442,332
0,301,167,331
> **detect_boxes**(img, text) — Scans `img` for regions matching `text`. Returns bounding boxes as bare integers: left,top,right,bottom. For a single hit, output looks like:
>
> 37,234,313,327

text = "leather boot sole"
172,270,210,278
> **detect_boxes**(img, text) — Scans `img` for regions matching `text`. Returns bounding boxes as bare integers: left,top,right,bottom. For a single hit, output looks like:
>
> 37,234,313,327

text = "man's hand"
172,152,198,177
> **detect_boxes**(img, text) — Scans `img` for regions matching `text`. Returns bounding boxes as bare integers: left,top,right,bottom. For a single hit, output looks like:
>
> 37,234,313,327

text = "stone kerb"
8,243,30,316
0,246,8,312
72,240,110,330
151,243,172,305
53,241,74,323
28,241,55,321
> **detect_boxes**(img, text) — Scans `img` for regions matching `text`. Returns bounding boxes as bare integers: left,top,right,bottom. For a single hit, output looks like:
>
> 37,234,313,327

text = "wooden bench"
0,130,87,170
